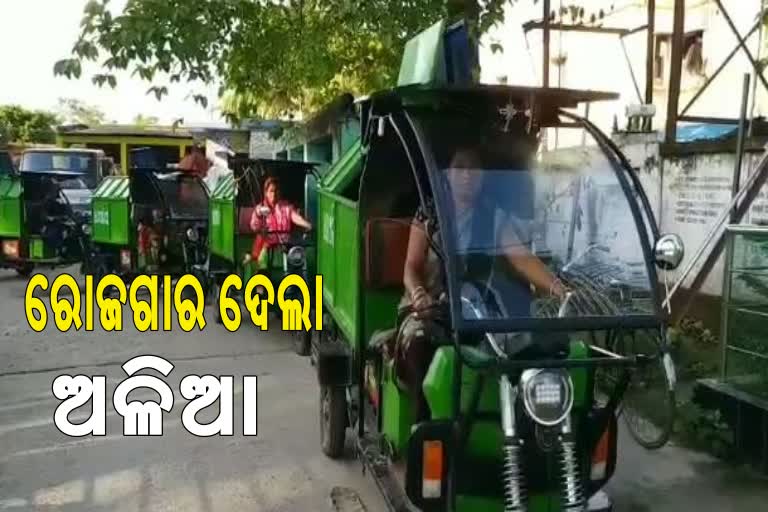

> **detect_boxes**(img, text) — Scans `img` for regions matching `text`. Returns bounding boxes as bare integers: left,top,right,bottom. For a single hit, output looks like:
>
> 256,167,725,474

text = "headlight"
520,369,574,426
287,246,305,267
186,228,199,242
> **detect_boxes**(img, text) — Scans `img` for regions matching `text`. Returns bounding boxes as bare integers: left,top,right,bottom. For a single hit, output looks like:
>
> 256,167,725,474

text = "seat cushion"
364,217,412,289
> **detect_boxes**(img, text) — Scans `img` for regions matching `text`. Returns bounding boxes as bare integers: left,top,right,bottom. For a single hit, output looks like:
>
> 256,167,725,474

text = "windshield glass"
416,110,655,323
154,173,208,218
21,151,98,187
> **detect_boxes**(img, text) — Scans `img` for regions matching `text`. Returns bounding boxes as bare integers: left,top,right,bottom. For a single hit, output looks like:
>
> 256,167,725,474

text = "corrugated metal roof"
58,124,194,139
676,123,737,143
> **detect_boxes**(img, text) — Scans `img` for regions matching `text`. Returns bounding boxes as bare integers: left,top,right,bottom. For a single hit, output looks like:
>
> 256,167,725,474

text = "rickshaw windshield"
153,173,208,218
414,110,657,326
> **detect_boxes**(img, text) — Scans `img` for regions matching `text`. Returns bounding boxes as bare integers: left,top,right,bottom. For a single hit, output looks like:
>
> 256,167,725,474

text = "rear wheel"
320,385,347,459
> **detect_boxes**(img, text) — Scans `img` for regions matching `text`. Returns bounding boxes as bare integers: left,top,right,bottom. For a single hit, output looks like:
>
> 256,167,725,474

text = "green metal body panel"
209,173,237,262
210,198,236,261
91,176,130,245
381,361,414,455
397,19,447,87
29,238,49,260
320,140,363,194
318,189,359,343
422,340,591,461
363,291,400,346
0,176,22,238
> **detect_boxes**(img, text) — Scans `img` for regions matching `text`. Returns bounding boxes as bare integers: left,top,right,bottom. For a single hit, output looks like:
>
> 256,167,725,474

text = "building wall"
614,132,767,297
249,130,283,159
480,0,766,138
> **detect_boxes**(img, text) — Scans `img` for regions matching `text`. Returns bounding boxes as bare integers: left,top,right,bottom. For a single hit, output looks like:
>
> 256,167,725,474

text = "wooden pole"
646,0,656,105
543,0,551,87
665,0,685,144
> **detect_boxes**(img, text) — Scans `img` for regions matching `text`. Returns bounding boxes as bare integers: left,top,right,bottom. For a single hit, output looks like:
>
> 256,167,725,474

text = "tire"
320,385,347,459
614,333,676,450
15,263,34,278
293,329,312,356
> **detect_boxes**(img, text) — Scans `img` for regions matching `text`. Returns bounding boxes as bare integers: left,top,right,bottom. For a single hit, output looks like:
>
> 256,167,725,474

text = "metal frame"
525,1,657,129
719,225,768,381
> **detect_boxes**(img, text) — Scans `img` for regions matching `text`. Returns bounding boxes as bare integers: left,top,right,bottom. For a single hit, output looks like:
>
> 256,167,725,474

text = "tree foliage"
0,105,60,145
57,0,603,121
132,113,160,127
56,97,106,126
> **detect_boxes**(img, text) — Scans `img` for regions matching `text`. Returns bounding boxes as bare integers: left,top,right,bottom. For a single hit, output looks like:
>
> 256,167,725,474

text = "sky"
0,0,225,125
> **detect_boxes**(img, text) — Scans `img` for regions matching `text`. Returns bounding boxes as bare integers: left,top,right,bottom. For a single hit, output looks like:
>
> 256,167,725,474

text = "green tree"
56,97,106,126
56,0,602,121
0,105,60,144
132,113,160,127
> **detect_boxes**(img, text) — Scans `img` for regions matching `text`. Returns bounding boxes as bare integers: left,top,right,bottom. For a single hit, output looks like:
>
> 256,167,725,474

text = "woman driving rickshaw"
397,145,568,422
249,176,313,271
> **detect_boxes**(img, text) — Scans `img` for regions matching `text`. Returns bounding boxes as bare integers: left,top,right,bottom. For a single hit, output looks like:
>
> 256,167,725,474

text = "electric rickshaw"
312,82,684,511
88,155,209,291
208,156,319,353
0,148,109,276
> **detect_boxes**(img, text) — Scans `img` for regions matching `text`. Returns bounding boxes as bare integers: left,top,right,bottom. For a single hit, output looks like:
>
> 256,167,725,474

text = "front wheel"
320,385,347,458
615,333,676,450
293,329,312,356
15,263,34,278
213,280,224,325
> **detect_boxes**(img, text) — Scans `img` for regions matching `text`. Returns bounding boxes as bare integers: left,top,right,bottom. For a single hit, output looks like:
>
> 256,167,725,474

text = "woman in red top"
250,177,312,267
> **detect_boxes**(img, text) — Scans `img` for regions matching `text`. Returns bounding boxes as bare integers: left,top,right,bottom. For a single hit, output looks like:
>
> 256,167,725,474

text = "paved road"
0,268,766,511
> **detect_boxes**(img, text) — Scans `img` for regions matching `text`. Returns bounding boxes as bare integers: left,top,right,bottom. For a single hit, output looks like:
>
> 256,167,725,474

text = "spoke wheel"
15,263,34,278
615,333,676,450
320,385,347,459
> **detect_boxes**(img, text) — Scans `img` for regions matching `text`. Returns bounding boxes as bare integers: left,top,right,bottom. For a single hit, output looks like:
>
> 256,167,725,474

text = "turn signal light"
422,440,443,499
120,249,132,269
3,240,19,259
591,425,611,481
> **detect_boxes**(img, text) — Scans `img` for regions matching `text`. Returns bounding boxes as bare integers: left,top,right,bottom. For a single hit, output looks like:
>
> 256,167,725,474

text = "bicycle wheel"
614,331,676,450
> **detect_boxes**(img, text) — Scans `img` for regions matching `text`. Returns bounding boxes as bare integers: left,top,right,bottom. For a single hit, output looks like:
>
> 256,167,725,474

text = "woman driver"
396,147,567,422
249,176,313,269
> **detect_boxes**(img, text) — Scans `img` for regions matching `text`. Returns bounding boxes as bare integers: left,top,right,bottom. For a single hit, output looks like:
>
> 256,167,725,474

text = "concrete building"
479,0,767,138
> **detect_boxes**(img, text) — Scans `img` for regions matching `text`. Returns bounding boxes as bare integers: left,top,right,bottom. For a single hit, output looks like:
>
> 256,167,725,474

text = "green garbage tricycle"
312,78,684,511
208,156,319,353
0,147,111,276
87,161,210,293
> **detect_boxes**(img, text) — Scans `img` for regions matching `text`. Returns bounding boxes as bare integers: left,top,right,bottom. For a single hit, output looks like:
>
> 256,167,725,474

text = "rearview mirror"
654,234,684,271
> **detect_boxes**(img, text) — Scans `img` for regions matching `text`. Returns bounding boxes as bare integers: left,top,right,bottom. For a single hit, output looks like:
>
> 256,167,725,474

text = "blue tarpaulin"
676,123,737,143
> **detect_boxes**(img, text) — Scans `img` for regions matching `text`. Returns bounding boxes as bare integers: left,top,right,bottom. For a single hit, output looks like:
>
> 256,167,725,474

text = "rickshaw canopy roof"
362,83,617,117
213,157,318,203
